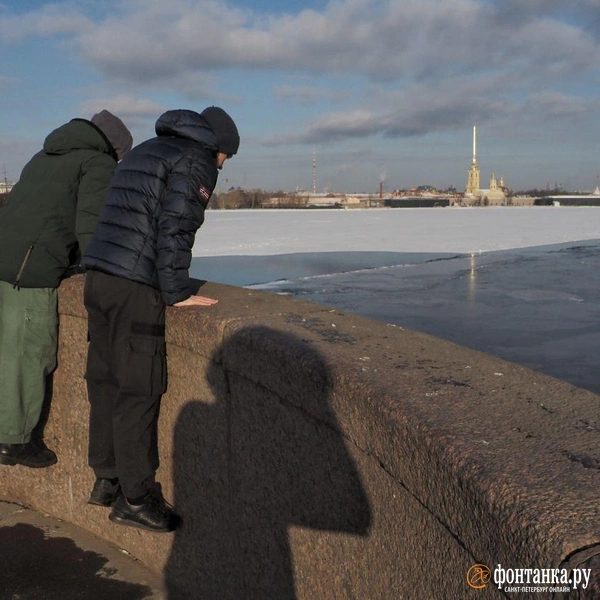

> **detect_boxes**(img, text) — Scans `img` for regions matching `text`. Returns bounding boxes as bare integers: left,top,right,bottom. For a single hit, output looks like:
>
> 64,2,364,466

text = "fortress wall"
1,275,599,598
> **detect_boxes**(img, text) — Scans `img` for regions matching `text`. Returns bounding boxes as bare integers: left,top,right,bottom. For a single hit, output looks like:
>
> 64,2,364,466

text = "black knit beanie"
200,106,240,155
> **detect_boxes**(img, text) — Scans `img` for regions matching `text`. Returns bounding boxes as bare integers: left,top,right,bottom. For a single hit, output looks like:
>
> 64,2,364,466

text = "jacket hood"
43,119,118,160
155,109,218,150
91,110,133,161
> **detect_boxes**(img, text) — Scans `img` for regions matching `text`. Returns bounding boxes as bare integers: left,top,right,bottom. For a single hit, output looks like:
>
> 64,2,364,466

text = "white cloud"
2,0,600,175
4,0,598,85
261,50,600,147
527,92,591,118
263,73,521,146
0,3,91,42
79,95,167,119
274,85,345,105
78,95,171,143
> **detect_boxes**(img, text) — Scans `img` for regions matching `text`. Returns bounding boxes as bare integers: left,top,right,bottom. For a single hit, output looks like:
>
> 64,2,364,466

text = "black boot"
88,478,121,507
109,490,180,533
0,441,57,468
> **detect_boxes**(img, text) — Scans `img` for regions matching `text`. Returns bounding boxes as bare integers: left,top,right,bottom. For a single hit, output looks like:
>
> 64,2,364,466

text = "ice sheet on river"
191,240,600,395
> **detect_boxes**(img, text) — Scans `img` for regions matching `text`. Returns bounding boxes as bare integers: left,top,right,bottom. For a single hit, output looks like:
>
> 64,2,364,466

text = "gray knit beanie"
91,110,133,160
200,106,240,155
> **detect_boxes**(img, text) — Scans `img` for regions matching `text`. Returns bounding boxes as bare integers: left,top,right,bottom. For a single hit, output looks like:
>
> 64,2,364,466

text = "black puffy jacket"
83,110,220,305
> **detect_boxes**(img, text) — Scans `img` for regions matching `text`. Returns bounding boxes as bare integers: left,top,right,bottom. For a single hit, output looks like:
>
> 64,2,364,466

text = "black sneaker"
0,441,57,468
109,491,180,533
88,478,121,507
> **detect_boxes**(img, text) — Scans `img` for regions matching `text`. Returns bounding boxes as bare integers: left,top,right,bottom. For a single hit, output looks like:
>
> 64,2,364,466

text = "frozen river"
190,208,600,394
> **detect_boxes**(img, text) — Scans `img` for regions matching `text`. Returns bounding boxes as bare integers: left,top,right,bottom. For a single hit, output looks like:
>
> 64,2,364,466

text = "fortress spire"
466,125,480,195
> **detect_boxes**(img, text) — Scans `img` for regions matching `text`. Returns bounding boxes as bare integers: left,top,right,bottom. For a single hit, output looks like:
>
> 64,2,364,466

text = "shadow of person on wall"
164,326,371,599
0,523,152,599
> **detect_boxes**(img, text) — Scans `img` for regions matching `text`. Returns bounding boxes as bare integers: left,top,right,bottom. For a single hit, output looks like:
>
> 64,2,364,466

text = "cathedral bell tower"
466,125,480,195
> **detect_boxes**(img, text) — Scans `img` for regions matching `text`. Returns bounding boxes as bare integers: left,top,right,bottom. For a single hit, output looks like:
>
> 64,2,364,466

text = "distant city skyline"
1,0,599,193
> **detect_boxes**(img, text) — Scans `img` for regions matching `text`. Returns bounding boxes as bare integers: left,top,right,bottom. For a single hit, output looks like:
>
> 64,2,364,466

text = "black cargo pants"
84,270,167,500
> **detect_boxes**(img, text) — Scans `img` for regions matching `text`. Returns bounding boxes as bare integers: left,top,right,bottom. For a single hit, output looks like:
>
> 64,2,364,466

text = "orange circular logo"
467,564,492,589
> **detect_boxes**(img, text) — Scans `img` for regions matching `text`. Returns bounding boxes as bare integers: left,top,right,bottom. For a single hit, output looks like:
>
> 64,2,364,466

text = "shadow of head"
0,523,152,599
166,325,371,598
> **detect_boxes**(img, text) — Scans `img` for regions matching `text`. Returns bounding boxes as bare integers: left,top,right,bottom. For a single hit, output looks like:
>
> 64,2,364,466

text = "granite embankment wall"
1,275,599,598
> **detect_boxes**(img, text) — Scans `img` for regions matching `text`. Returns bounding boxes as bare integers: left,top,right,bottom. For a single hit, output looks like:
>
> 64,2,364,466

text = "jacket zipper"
13,245,34,289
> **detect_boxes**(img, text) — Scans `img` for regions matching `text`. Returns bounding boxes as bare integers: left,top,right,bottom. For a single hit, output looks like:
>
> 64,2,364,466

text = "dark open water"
191,240,600,395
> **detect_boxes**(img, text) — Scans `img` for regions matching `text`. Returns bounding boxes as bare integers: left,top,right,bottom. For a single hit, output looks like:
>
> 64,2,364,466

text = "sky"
1,0,600,193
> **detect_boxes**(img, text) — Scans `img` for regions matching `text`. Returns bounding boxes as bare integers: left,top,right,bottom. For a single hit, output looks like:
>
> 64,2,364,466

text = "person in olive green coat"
0,111,132,468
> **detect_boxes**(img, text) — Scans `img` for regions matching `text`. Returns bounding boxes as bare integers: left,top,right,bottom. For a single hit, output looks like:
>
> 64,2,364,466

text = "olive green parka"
0,118,121,288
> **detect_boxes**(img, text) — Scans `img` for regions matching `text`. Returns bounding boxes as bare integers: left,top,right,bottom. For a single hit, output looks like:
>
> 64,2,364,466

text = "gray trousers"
0,280,58,443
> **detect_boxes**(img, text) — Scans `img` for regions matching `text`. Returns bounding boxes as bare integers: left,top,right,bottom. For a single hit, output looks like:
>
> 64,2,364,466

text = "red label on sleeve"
198,186,211,202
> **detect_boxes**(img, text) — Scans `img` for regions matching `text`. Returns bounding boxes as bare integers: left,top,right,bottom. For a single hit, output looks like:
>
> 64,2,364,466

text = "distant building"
0,181,13,195
465,126,480,196
535,186,600,207
464,126,507,204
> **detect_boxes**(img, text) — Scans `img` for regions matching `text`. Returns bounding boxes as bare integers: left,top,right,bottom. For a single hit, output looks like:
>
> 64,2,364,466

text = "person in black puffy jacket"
82,107,239,533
